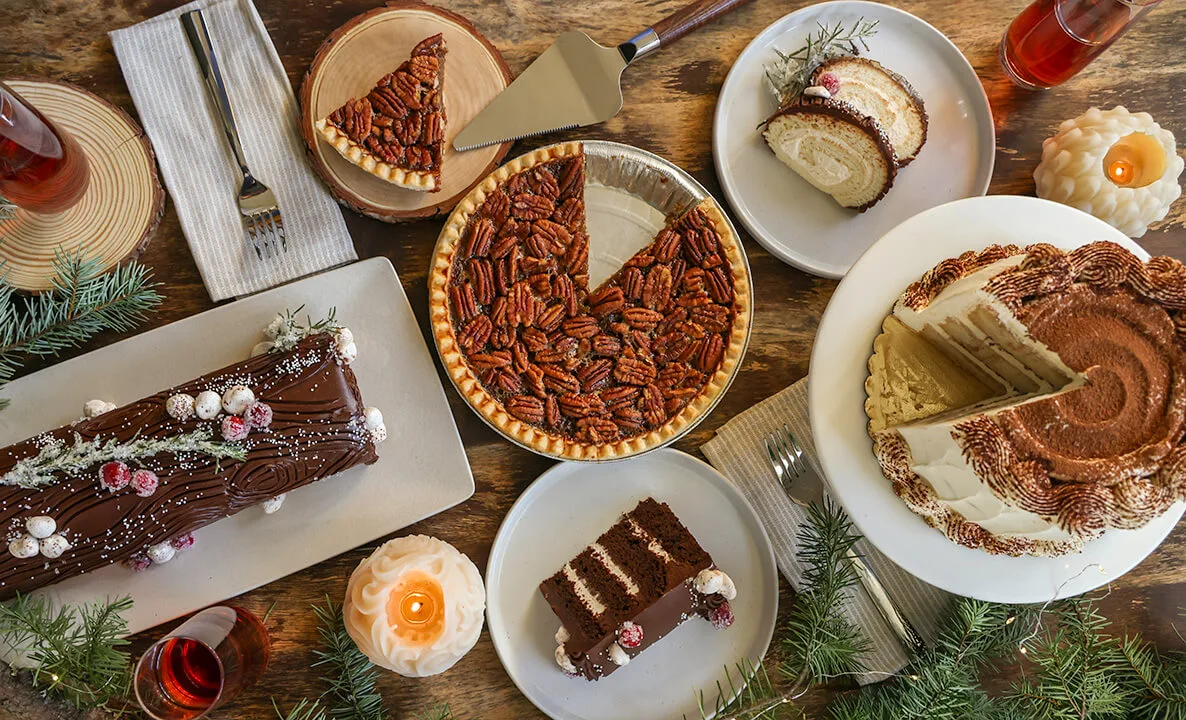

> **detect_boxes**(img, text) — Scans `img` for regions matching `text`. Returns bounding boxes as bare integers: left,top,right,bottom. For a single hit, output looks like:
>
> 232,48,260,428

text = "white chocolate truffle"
694,568,738,600
555,645,578,675
83,399,117,418
262,494,286,514
344,535,485,677
608,643,631,666
1035,106,1184,238
166,393,196,421
25,516,56,539
195,391,222,420
8,535,39,559
147,542,176,564
39,535,71,559
251,341,274,357
221,385,255,416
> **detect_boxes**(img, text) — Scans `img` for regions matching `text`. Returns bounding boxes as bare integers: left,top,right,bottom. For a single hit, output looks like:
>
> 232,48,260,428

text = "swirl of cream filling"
344,535,485,677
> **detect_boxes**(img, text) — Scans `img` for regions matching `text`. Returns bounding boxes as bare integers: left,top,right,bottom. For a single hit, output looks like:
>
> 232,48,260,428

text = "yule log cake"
540,497,736,681
866,241,1186,557
0,314,385,600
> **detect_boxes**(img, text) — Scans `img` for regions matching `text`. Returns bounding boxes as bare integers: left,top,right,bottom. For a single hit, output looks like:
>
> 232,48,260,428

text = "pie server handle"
619,0,755,64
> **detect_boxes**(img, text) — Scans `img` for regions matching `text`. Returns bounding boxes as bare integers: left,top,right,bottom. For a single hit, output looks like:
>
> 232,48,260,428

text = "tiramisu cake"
540,498,736,680
0,312,385,598
866,242,1186,556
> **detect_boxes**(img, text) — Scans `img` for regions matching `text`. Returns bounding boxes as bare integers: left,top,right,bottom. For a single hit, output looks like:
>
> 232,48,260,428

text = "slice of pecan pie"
429,142,750,460
315,34,446,192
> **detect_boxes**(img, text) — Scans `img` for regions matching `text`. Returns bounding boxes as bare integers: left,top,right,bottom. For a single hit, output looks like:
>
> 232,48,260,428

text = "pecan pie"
315,34,446,191
429,142,750,460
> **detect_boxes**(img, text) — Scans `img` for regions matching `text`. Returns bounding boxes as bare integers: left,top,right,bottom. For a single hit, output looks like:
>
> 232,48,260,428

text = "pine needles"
311,596,388,720
763,18,879,104
0,594,133,713
0,251,162,408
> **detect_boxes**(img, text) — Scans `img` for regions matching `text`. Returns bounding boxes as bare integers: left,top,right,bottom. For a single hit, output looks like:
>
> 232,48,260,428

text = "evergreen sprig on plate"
0,251,162,409
763,18,879,106
0,593,134,714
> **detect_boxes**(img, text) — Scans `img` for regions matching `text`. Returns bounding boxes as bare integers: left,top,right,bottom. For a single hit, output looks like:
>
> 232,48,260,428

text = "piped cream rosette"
344,535,485,677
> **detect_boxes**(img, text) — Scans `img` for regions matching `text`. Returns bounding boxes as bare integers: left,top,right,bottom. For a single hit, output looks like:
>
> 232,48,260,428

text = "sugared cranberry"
245,401,273,430
125,554,152,572
818,72,841,95
709,601,734,630
221,415,249,441
618,621,644,649
170,532,195,551
100,461,131,492
131,469,159,497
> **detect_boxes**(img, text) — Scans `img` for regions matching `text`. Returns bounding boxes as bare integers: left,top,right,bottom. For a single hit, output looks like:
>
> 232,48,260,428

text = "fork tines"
243,208,286,259
766,425,808,483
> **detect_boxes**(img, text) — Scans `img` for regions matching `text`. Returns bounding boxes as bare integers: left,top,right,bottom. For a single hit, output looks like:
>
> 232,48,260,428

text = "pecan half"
507,395,545,424
691,304,731,333
457,315,491,354
465,219,495,257
511,193,553,220
621,267,644,301
536,304,566,332
577,358,613,392
545,395,561,426
642,265,673,311
652,229,681,263
553,197,584,226
642,384,666,427
562,315,599,339
450,283,478,323
469,350,512,370
622,307,664,331
558,157,584,196
481,192,511,225
600,385,641,410
592,334,622,356
469,259,495,305
542,365,580,395
705,267,734,304
578,417,619,443
559,393,606,419
614,356,658,385
695,334,725,373
524,363,547,398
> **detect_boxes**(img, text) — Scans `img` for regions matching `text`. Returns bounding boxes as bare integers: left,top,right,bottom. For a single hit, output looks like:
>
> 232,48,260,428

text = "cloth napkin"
701,378,951,684
110,0,357,301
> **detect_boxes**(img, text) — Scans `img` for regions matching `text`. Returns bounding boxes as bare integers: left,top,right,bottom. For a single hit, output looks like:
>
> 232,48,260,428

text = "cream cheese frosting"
344,535,485,677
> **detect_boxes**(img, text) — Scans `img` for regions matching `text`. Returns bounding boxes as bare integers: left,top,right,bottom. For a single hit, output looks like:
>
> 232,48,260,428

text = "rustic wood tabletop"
3,0,1185,718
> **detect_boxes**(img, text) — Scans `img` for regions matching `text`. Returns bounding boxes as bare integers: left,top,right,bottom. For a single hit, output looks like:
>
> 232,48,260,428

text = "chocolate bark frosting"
0,333,378,600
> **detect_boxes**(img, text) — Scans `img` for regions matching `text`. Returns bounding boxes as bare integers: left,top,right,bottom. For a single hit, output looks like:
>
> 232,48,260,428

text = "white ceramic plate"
0,258,475,635
485,449,778,720
809,196,1185,603
713,1,994,278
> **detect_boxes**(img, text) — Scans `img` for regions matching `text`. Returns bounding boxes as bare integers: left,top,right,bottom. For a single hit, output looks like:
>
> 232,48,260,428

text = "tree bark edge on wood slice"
0,79,165,294
299,0,514,223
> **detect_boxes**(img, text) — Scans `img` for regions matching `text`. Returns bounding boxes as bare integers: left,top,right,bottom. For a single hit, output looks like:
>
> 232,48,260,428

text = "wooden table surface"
3,0,1186,718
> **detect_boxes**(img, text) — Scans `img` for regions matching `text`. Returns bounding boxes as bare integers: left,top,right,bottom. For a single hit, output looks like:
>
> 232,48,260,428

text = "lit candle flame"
1108,158,1135,186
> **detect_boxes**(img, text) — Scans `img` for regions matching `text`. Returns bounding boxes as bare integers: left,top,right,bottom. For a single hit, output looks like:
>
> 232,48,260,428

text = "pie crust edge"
314,119,437,191
428,141,751,460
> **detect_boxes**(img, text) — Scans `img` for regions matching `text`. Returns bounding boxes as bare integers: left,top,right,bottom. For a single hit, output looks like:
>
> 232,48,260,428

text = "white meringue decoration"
370,425,388,444
39,534,71,559
251,341,274,357
195,391,222,420
555,644,578,675
221,385,255,416
262,494,287,514
336,340,358,365
803,85,832,99
344,535,485,677
83,399,117,418
334,327,354,346
264,313,288,339
693,568,738,600
166,393,196,421
608,642,631,666
8,535,39,559
25,516,56,539
555,625,570,645
147,542,176,564
363,407,384,432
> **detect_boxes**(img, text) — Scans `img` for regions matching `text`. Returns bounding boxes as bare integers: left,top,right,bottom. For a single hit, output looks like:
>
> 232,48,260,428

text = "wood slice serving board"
0,80,164,292
299,1,513,222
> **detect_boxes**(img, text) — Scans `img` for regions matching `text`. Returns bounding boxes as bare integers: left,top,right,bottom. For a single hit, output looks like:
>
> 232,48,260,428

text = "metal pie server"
453,0,753,151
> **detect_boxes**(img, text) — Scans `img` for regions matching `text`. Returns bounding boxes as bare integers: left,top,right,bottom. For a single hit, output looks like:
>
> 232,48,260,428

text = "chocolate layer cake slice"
0,318,386,600
539,497,736,680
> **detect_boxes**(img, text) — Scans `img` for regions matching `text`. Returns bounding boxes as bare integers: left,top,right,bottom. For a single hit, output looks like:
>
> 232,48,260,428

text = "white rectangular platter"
0,257,474,635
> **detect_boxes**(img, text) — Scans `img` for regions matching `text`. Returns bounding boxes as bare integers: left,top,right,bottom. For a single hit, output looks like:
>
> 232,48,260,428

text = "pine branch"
781,499,869,684
0,252,162,407
274,697,330,720
412,703,455,720
1117,634,1186,720
695,659,802,720
0,594,133,713
311,596,388,720
763,18,879,104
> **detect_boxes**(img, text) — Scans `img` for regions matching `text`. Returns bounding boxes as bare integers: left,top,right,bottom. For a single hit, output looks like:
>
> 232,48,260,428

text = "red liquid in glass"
0,85,90,214
1002,0,1144,88
156,638,223,709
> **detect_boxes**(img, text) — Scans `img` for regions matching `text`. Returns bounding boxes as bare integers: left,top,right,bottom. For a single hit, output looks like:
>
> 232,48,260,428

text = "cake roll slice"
0,320,385,600
539,498,736,680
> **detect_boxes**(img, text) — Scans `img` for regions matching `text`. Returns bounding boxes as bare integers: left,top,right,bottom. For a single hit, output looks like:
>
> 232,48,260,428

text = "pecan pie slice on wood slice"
315,34,447,192
429,142,751,460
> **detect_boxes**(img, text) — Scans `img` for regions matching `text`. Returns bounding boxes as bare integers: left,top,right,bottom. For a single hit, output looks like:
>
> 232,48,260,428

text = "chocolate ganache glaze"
0,333,378,600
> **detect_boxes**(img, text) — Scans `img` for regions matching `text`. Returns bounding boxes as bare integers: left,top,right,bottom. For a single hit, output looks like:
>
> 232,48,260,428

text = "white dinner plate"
485,449,778,720
0,258,475,635
809,196,1185,603
713,1,994,278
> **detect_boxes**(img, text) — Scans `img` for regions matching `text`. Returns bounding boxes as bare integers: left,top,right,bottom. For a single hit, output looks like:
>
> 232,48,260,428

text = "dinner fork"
181,9,286,260
766,427,925,653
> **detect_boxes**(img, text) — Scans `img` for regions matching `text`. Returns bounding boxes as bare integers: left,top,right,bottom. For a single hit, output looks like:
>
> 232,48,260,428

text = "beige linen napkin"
702,378,951,684
110,0,357,301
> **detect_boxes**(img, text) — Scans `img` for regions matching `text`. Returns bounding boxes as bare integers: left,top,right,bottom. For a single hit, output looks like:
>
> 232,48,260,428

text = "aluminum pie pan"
431,139,754,463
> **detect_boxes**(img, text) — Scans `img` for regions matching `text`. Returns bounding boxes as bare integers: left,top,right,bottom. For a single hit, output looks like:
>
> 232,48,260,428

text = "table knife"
453,0,754,151
784,451,926,654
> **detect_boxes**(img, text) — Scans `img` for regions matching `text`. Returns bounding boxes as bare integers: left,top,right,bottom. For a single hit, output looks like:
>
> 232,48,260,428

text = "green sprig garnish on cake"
759,17,929,211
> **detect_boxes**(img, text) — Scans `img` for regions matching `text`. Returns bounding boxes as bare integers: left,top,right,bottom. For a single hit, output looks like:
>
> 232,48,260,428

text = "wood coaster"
0,79,164,293
299,1,513,222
